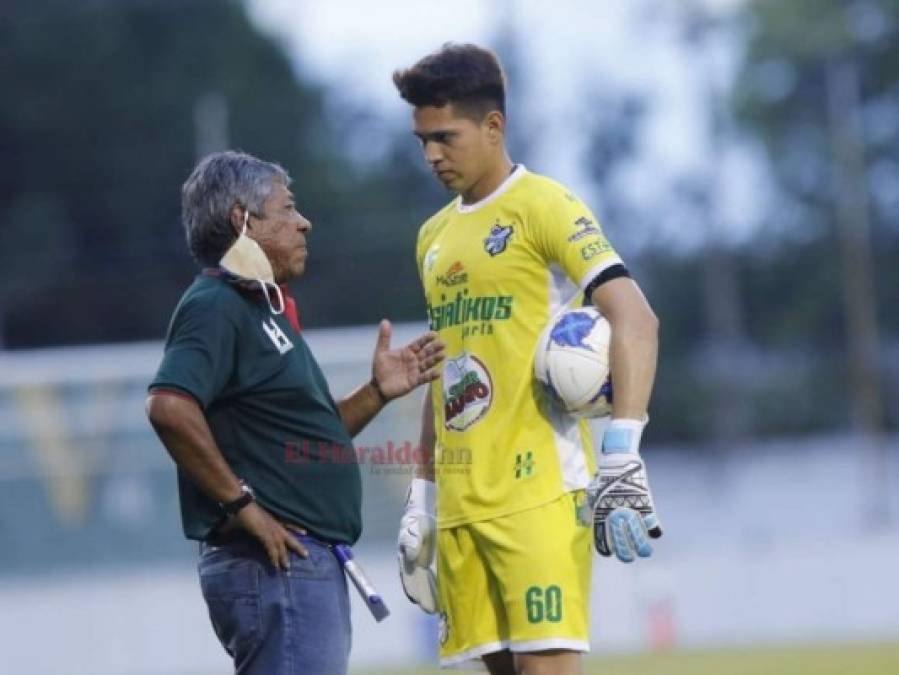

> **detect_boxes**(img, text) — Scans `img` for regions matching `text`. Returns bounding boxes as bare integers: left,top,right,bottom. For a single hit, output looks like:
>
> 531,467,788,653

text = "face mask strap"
241,208,250,236
259,280,285,315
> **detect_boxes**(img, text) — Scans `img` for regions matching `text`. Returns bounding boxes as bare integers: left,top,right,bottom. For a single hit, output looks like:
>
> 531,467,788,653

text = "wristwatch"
221,481,255,516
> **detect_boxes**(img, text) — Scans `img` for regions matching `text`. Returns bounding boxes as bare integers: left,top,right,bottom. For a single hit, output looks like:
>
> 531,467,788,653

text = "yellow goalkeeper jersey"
416,166,624,528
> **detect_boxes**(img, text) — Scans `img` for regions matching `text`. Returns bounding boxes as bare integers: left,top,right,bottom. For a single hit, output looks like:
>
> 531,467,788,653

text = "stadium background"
2,0,899,673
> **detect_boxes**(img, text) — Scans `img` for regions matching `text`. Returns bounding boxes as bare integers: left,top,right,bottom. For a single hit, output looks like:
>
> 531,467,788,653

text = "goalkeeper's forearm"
416,391,436,482
590,277,659,419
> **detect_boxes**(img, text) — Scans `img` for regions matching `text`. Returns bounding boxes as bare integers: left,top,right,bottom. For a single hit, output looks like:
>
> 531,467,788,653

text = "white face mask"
219,209,285,315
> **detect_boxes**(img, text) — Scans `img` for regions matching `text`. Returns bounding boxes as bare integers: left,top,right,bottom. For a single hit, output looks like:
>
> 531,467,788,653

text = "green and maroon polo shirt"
150,272,362,544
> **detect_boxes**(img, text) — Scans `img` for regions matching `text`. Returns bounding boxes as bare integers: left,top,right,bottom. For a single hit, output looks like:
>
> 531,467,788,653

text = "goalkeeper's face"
413,104,502,197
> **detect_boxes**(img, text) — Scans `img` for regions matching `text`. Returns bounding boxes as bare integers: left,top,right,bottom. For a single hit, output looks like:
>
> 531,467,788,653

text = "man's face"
413,104,494,195
249,181,311,283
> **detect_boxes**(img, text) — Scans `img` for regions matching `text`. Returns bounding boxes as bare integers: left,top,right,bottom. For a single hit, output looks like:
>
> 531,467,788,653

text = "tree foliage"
0,0,442,347
734,0,899,236
4,0,898,439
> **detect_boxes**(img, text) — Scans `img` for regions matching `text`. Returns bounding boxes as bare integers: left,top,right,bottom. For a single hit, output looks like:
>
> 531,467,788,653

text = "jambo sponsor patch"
442,352,493,431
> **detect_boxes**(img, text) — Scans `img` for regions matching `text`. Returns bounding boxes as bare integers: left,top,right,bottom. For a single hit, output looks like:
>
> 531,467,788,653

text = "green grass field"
355,641,899,675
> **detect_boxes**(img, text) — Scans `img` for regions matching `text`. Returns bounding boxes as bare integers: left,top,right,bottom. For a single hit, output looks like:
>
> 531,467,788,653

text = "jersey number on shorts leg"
525,585,563,623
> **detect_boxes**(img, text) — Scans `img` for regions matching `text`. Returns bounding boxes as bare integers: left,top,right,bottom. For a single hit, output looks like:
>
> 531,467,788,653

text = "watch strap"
221,483,254,516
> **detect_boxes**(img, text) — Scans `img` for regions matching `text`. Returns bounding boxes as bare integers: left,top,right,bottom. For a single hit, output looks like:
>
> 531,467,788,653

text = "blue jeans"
198,534,351,675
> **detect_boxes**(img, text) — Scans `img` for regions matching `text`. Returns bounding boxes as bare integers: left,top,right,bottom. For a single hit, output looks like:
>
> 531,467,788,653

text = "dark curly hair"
393,43,506,120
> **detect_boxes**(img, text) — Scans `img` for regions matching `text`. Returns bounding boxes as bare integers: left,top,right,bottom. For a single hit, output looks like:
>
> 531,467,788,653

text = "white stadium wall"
0,328,897,674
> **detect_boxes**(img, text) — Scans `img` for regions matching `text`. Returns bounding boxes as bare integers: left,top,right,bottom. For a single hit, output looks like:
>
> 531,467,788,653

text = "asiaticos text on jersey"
426,289,513,334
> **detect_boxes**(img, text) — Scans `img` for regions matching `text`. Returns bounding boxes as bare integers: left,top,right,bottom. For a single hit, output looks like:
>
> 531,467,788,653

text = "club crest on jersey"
442,352,493,431
262,317,293,355
484,222,513,257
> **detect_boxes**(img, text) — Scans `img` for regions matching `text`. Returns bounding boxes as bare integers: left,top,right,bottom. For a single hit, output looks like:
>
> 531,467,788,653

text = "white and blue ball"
535,307,613,418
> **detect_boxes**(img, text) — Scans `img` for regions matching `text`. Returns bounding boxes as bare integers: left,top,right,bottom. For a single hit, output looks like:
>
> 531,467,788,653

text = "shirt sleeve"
530,187,624,291
149,295,238,408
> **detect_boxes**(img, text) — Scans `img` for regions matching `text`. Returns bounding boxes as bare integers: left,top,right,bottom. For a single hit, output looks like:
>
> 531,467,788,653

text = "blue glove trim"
607,508,653,562
602,428,634,454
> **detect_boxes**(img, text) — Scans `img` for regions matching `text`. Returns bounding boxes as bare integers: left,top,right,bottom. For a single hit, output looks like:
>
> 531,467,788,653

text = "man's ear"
229,203,246,235
485,111,505,143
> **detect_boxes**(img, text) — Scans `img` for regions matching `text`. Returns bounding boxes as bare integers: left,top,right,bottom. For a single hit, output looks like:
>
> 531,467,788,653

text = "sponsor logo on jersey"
484,222,514,256
567,216,601,242
427,289,513,331
423,245,440,274
262,317,294,354
436,261,468,287
514,451,535,479
580,239,612,261
442,352,493,431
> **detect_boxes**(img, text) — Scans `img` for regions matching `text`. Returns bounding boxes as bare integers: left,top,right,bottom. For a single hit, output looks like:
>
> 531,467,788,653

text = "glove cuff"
407,477,436,515
601,417,647,455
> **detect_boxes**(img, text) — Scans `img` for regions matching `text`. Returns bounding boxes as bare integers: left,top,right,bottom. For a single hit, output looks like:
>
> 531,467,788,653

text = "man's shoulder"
417,199,457,244
173,273,245,321
513,170,578,206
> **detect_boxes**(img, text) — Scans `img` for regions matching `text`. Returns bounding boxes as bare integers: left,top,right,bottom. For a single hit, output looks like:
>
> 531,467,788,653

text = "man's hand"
234,502,308,571
586,419,662,563
397,478,439,613
372,320,444,401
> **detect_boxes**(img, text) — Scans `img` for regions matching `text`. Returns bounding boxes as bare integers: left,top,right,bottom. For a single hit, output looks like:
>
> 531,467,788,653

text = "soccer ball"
534,307,613,418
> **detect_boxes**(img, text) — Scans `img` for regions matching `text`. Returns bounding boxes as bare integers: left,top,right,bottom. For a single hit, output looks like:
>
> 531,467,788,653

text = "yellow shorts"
436,491,593,668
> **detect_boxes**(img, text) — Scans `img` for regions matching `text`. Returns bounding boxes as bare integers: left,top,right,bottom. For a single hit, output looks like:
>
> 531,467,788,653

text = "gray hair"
181,150,291,267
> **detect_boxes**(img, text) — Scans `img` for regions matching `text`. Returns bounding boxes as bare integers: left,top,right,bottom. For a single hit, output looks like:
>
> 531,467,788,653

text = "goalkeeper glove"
397,477,438,613
587,418,663,562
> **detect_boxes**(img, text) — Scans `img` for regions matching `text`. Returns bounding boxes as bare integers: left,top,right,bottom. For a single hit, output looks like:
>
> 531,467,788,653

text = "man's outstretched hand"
371,320,444,401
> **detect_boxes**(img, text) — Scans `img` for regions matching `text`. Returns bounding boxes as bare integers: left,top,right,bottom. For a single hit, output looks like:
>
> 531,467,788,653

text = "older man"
146,151,443,675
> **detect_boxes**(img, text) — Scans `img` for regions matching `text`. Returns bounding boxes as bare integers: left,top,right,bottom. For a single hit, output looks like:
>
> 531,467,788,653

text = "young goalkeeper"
392,44,663,674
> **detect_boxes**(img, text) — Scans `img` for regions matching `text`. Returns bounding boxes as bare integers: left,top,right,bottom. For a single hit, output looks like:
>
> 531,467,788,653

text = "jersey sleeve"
416,213,444,286
149,295,238,408
415,227,428,285
530,187,624,291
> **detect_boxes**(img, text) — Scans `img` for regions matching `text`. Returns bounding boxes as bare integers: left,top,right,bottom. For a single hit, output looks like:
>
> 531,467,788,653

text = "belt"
203,526,337,549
